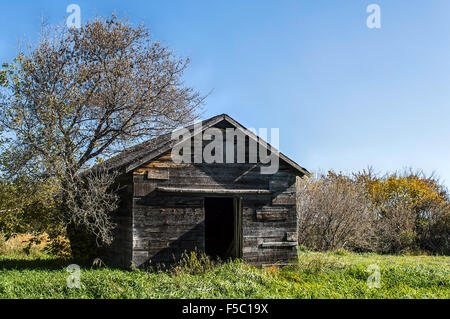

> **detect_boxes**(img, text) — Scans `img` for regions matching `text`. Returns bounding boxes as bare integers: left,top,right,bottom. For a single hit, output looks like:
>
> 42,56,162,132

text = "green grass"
0,251,448,299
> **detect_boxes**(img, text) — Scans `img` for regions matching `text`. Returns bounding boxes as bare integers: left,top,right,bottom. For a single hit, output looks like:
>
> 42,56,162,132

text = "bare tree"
0,15,203,244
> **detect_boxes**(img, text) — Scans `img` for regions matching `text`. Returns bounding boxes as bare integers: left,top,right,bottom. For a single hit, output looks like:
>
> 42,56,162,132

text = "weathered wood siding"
131,147,299,267
132,188,205,267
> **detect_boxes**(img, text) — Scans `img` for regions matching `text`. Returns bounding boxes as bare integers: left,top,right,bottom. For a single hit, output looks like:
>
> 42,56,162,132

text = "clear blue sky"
1,1,449,188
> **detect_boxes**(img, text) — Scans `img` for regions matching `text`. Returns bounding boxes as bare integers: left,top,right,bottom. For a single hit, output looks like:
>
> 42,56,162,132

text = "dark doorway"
204,197,242,260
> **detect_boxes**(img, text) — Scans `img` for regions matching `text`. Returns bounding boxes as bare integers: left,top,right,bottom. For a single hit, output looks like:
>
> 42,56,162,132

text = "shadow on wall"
139,221,205,270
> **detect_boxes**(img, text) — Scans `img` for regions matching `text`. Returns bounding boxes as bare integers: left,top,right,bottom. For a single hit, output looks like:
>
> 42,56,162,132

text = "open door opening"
204,197,242,260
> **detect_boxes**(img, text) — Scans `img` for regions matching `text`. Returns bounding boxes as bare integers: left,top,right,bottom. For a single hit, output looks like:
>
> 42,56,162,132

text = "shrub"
171,250,216,275
364,171,450,254
373,205,417,254
297,169,450,255
44,236,71,258
297,172,375,251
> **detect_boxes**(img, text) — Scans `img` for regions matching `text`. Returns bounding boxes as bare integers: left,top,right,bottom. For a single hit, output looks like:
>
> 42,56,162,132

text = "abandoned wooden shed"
98,114,308,268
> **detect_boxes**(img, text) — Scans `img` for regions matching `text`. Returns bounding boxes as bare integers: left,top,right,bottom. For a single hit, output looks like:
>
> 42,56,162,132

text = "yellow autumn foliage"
366,174,447,213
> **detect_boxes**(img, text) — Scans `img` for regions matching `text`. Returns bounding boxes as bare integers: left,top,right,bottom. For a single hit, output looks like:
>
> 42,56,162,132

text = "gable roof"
98,114,309,176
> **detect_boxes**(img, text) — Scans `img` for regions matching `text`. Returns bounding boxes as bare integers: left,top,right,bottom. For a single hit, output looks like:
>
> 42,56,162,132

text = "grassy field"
0,250,448,299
